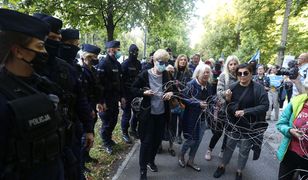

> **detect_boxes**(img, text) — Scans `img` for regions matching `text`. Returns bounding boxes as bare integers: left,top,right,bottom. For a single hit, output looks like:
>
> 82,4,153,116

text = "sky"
189,0,232,48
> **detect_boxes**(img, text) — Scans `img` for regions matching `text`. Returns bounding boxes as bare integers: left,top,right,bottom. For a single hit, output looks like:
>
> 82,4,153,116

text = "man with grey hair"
189,53,201,74
292,52,308,96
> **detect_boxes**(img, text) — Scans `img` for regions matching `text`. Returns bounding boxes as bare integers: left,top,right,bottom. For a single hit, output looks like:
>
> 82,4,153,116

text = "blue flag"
249,50,260,64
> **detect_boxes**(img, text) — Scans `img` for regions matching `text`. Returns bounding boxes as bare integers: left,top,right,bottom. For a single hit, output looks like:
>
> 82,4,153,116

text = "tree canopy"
195,0,308,65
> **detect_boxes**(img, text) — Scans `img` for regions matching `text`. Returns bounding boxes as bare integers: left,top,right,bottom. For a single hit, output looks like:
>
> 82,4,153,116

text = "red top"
289,104,308,157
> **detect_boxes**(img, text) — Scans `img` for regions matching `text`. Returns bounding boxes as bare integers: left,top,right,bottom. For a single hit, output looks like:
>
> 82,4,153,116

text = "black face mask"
45,38,61,57
91,59,99,66
21,47,49,70
58,44,80,64
129,51,138,60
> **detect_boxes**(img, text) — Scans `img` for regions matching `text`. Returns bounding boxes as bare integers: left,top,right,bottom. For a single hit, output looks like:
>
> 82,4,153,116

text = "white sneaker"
205,150,212,161
218,151,224,158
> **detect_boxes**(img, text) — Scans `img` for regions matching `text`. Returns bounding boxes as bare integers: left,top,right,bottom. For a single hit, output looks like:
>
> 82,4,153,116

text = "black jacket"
131,70,173,122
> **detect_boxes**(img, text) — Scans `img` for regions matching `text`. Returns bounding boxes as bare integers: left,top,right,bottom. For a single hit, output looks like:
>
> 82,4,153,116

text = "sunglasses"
237,71,250,77
157,61,168,66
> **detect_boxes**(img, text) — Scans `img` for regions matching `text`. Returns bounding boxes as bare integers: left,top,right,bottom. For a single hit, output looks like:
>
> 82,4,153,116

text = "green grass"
85,116,133,180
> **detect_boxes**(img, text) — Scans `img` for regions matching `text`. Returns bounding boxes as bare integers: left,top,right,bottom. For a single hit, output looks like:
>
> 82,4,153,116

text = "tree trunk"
105,0,115,41
107,25,115,41
277,0,292,66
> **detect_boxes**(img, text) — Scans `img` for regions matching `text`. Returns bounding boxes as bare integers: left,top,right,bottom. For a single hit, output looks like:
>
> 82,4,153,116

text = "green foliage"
6,0,194,59
196,0,308,65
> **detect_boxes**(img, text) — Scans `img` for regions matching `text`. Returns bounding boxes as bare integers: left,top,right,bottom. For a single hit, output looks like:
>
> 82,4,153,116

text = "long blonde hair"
223,55,240,86
175,54,189,72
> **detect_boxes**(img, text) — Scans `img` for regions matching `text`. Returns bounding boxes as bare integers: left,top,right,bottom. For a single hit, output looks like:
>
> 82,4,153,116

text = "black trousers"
209,129,227,150
278,150,308,180
139,114,165,171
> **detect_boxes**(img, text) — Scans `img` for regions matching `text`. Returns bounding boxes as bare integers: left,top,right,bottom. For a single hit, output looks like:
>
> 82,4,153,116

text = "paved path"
117,124,280,180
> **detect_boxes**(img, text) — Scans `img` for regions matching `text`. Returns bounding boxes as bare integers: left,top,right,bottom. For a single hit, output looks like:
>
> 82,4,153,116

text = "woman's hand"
289,128,304,139
163,92,173,100
225,89,232,102
143,89,154,96
200,101,208,109
235,110,245,117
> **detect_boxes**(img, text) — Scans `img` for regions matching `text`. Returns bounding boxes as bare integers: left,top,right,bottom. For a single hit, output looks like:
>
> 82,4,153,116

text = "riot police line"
0,8,128,180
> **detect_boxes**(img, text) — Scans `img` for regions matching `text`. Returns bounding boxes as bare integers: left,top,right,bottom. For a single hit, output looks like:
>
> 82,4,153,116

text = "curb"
112,141,140,180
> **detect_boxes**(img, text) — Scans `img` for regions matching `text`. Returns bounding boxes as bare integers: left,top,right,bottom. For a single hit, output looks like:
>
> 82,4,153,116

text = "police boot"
84,151,98,163
122,132,132,144
102,145,113,154
129,129,139,139
140,170,147,180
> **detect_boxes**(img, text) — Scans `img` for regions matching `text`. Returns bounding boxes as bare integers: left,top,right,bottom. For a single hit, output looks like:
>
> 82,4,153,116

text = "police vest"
0,73,65,169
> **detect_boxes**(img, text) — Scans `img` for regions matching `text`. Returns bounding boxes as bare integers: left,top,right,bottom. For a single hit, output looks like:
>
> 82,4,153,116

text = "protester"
213,63,269,180
266,65,283,121
292,53,308,96
171,54,192,145
276,78,308,180
131,49,174,180
178,64,213,172
253,65,270,91
189,53,201,73
205,55,239,161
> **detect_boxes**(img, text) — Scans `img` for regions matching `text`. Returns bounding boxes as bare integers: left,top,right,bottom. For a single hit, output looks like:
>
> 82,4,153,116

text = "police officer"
58,28,80,66
121,44,142,143
33,13,93,180
0,9,65,179
97,40,125,154
79,44,102,166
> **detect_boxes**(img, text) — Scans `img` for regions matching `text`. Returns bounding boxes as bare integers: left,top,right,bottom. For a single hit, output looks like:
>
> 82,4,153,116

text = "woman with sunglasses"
0,9,65,179
131,49,174,180
213,63,269,180
205,55,240,161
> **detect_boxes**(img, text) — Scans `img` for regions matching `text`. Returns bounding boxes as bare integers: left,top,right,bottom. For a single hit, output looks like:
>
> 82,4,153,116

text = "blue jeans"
181,120,207,158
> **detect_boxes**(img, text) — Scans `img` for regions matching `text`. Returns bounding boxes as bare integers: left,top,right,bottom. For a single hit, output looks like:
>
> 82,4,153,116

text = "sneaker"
122,133,132,144
140,170,147,180
213,166,225,178
218,151,224,158
178,158,185,168
147,163,158,172
186,163,201,172
205,150,212,161
235,172,242,180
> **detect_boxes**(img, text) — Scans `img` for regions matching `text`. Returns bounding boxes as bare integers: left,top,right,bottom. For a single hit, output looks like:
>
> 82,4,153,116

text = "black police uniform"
0,9,65,180
120,44,141,139
33,13,93,180
97,41,123,152
58,28,81,70
79,44,102,165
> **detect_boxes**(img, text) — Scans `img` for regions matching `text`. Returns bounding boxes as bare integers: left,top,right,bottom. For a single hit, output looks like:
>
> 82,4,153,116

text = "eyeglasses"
237,71,250,77
157,61,168,66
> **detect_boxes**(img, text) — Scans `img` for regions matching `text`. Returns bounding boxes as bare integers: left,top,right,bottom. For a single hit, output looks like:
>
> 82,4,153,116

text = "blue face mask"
156,61,166,72
115,51,122,59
